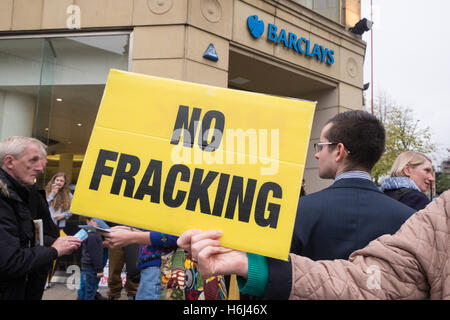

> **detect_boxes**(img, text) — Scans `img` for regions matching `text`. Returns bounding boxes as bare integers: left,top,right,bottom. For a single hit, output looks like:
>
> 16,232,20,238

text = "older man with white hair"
0,136,81,300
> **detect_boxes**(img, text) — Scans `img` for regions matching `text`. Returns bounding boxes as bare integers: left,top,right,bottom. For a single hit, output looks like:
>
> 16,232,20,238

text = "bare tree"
365,91,435,184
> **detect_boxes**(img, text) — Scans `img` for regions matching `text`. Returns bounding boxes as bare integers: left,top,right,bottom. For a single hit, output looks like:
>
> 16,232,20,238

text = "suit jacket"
290,178,415,261
288,190,450,300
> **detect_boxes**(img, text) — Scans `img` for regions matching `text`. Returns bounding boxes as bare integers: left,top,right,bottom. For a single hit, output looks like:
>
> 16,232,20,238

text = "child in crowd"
136,231,178,300
101,227,178,299
79,217,105,300
77,218,109,300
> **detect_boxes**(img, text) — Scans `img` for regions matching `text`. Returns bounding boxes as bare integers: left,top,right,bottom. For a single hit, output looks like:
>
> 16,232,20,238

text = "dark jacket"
0,169,58,300
28,187,59,246
384,188,430,211
81,231,104,273
263,178,416,300
24,186,60,300
290,178,416,260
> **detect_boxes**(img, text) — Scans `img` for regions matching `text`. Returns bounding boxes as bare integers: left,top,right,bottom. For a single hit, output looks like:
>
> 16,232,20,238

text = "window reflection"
0,33,130,276
0,33,130,186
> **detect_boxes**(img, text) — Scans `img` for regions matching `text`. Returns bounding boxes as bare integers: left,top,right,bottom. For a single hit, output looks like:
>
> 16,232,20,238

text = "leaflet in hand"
74,229,88,241
79,225,111,233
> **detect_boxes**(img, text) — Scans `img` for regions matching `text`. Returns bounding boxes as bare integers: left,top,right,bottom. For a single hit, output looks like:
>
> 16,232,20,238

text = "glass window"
0,33,130,188
0,39,42,139
290,0,341,23
0,33,130,274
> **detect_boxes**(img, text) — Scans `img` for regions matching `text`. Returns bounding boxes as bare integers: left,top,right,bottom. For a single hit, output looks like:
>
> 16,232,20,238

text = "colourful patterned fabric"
160,249,227,300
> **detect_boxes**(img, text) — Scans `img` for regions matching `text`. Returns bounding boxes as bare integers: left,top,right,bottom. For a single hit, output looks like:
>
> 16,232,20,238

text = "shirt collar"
335,171,372,182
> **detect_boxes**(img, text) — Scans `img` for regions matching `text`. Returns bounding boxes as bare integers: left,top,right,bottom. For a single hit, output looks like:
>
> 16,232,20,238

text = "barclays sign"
247,15,335,66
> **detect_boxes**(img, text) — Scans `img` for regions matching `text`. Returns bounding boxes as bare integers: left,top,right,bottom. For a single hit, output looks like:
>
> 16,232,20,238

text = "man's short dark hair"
325,110,385,172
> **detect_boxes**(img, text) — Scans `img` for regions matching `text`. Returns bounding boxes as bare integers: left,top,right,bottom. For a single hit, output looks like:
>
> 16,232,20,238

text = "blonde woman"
380,151,434,210
45,172,73,229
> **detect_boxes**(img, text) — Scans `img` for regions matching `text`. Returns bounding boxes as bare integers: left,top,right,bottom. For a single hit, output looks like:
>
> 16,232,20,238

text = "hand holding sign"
177,229,247,278
71,70,315,260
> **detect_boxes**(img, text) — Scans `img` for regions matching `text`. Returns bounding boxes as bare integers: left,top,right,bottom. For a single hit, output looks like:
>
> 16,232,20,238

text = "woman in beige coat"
178,190,450,299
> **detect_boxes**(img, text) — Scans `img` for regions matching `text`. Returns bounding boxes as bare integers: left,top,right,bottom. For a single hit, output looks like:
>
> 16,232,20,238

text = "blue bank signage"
247,15,335,66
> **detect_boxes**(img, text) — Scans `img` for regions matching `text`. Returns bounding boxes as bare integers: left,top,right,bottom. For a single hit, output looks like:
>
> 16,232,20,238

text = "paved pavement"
42,282,129,300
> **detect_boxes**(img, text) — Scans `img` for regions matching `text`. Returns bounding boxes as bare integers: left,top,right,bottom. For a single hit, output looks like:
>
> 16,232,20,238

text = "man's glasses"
313,142,338,153
313,141,352,155
313,142,351,154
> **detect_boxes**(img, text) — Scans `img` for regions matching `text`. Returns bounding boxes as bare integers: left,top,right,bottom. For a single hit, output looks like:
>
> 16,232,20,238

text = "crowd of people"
0,109,447,300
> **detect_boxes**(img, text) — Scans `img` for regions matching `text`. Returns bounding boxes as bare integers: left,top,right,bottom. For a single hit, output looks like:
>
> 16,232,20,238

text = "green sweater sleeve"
236,253,268,297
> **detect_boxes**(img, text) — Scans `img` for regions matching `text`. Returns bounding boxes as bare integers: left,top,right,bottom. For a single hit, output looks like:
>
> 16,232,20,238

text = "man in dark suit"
290,110,415,260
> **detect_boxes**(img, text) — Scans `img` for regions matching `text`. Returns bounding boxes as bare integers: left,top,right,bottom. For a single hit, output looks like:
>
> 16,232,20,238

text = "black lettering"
186,169,218,214
89,149,283,230
254,182,282,228
198,110,225,152
163,164,190,208
170,105,201,148
133,160,162,203
89,149,118,190
110,153,141,197
225,177,257,223
211,173,230,216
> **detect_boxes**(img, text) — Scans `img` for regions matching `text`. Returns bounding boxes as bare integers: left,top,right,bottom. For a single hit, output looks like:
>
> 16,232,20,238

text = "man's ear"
335,143,348,163
2,155,15,169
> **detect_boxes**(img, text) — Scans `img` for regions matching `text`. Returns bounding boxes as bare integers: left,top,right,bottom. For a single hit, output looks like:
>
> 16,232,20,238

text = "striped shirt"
335,171,372,182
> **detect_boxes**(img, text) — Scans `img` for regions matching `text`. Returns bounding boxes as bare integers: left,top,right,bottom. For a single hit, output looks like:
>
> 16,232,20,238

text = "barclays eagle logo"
247,15,264,39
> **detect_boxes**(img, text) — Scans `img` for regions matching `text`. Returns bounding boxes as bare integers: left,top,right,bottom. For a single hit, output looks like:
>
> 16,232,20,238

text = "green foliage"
367,95,435,184
436,172,450,195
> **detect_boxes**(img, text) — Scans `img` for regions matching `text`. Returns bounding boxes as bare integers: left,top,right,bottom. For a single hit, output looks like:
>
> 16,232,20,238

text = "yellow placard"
71,69,316,260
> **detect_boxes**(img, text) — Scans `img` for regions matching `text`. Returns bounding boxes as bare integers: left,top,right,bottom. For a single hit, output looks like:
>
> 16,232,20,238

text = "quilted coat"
289,190,450,299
